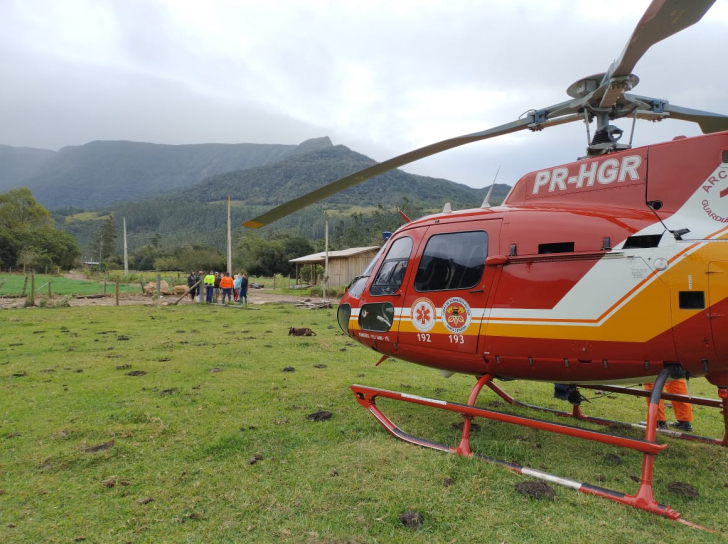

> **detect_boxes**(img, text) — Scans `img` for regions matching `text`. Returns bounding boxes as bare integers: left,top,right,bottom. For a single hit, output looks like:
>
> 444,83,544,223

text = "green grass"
0,274,185,297
1,304,727,543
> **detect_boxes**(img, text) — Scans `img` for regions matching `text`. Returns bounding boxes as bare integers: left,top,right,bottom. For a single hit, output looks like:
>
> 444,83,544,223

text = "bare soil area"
0,289,327,310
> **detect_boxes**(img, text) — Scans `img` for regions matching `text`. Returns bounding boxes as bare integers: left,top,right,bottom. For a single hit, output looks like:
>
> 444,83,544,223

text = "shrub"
37,295,72,308
307,286,343,298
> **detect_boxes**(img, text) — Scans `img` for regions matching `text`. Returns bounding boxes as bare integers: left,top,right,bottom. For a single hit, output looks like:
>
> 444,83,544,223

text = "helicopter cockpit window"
369,236,413,296
415,231,488,292
347,241,390,299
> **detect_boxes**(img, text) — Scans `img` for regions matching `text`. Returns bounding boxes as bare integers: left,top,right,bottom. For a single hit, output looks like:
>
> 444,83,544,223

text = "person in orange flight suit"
644,378,693,432
219,272,235,304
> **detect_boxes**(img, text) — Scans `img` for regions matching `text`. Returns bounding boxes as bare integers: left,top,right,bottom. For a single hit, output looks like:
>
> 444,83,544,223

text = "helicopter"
243,0,728,527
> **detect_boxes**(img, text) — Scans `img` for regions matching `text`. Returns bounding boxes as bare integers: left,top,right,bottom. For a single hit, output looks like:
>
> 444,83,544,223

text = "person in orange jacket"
219,272,235,304
644,378,693,432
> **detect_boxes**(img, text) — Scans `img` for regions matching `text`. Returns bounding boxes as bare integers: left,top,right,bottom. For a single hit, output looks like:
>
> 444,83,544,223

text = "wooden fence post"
116,276,120,306
48,280,52,298
21,276,28,297
30,274,35,306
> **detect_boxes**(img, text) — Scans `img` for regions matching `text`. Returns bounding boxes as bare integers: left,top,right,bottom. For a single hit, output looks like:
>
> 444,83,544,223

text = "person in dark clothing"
213,272,221,303
554,384,570,400
186,271,198,300
239,273,249,305
554,383,588,405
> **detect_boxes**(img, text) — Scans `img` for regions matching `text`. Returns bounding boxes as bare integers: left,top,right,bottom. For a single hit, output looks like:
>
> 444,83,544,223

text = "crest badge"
441,297,472,333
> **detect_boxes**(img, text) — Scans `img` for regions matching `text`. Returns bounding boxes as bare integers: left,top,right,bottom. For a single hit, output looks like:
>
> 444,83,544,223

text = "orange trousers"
644,379,693,422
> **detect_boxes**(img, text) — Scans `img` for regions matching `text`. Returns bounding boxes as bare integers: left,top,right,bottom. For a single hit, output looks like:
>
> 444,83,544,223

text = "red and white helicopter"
244,0,728,526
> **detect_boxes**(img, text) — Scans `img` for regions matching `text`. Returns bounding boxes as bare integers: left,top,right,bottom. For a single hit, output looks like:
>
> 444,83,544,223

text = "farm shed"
289,246,380,286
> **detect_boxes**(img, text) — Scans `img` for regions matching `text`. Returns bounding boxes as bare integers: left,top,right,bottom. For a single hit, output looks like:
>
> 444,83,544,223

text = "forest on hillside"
1,138,511,276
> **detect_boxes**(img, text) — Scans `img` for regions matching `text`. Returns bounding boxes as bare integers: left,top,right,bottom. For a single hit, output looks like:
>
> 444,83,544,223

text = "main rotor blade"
609,0,715,79
627,93,728,133
243,111,583,228
660,104,728,133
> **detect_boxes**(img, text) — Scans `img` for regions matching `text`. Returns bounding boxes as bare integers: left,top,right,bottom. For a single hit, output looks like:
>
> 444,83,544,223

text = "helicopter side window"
415,231,488,292
370,236,413,296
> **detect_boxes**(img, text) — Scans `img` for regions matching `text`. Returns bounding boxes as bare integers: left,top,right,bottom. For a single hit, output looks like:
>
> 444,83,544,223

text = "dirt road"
0,289,329,310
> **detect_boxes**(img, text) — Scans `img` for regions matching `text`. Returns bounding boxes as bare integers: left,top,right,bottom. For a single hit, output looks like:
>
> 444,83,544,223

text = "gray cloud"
1,0,726,189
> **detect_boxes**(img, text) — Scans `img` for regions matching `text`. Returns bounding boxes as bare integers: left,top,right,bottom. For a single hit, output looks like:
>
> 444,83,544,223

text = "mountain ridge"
174,144,509,210
10,137,335,209
0,144,56,192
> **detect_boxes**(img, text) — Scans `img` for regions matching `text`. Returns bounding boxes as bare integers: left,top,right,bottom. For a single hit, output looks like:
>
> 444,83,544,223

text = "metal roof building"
289,246,380,286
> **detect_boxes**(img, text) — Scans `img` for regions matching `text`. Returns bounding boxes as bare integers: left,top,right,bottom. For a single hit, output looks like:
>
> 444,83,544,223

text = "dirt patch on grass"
399,511,423,528
667,482,699,498
515,480,556,500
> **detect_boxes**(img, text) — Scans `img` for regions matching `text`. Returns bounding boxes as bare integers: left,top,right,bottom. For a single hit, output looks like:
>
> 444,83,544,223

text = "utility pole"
227,195,232,276
324,219,329,300
123,217,129,275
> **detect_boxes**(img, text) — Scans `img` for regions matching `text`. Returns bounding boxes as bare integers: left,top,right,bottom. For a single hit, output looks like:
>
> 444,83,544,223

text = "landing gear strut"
351,367,726,531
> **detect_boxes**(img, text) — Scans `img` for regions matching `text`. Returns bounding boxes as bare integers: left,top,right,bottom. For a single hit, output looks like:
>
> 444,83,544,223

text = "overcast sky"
1,0,727,188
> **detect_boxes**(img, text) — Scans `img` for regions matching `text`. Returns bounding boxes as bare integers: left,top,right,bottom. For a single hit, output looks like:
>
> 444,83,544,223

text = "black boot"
668,420,692,432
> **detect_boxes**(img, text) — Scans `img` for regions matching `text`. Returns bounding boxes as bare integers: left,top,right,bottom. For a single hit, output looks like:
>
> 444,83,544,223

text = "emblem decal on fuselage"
701,166,728,223
441,297,472,334
411,297,437,332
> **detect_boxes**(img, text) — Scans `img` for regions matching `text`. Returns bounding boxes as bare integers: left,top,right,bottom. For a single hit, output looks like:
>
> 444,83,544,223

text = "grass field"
64,212,112,222
1,304,727,543
0,274,145,298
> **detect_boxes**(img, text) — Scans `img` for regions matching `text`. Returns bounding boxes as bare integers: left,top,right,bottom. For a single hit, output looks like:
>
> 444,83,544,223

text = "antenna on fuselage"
481,165,501,208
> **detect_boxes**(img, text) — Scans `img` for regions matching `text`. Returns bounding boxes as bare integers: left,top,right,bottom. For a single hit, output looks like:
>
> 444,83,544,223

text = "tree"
153,256,178,271
236,233,314,276
132,244,164,270
0,188,81,271
0,230,18,269
0,187,53,230
175,245,226,272
16,248,53,272
13,228,81,270
89,216,118,261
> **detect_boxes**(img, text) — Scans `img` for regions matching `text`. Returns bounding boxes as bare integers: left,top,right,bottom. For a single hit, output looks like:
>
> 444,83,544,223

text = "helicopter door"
670,261,713,364
709,261,728,360
399,220,501,354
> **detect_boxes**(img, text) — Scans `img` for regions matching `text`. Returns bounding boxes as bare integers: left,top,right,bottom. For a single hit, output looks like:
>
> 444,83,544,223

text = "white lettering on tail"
532,155,642,195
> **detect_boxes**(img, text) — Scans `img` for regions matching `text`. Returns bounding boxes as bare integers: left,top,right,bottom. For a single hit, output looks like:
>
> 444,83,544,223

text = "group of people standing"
186,271,248,305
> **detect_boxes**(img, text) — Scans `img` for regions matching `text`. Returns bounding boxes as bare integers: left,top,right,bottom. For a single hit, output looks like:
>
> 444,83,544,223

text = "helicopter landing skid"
496,382,728,448
350,370,717,530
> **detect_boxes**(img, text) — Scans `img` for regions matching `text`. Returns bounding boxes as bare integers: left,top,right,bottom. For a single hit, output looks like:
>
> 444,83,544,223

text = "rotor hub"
566,73,640,101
